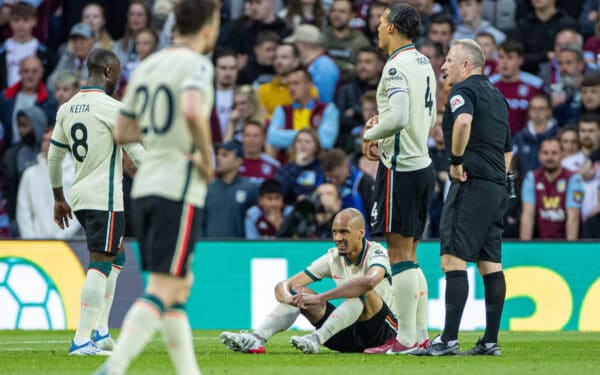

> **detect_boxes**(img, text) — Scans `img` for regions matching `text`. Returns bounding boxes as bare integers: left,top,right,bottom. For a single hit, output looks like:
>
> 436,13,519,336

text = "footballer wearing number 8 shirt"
48,49,144,355
361,3,437,354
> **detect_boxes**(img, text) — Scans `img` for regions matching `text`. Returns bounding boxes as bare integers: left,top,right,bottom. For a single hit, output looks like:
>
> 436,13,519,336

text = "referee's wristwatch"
449,154,464,166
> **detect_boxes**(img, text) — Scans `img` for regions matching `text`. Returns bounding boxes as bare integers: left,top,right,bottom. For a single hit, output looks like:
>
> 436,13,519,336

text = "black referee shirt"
442,74,511,185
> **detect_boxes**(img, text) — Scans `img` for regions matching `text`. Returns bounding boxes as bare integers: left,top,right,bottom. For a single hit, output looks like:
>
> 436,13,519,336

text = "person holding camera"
276,182,342,238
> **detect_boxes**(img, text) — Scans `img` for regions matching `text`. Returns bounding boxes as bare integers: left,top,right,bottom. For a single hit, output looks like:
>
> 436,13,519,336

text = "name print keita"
70,104,90,113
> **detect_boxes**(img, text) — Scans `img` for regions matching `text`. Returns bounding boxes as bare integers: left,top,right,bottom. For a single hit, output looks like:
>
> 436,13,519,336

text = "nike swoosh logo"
333,275,342,280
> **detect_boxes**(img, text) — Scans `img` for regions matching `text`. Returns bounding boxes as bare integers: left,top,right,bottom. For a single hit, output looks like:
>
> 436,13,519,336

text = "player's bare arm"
504,152,512,174
182,89,213,183
113,114,142,144
295,266,385,308
450,113,472,182
275,271,314,304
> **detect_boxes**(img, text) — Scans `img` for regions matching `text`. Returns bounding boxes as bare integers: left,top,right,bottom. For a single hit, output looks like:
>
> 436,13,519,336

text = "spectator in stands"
355,93,379,180
363,1,387,46
578,0,599,37
224,86,266,143
16,127,81,239
267,68,339,152
204,141,259,238
454,0,506,44
324,0,370,81
275,128,325,204
0,55,56,148
0,2,51,91
81,3,113,50
476,31,498,76
237,30,278,85
413,0,446,36
284,24,340,103
47,22,95,88
258,42,315,119
583,12,600,63
211,48,239,143
514,0,578,74
118,27,159,97
245,179,292,239
320,148,374,235
520,138,584,240
427,111,448,238
52,71,79,107
580,73,600,117
491,40,545,135
240,120,280,184
538,28,596,87
482,0,517,33
1,105,47,235
218,0,291,61
276,181,342,238
279,0,327,30
113,0,151,67
513,93,559,174
561,125,589,171
335,46,383,151
426,13,455,54
572,114,600,222
552,46,587,126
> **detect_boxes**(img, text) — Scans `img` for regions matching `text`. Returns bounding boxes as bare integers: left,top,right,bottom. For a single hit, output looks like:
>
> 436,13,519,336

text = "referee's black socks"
482,271,506,344
441,270,468,343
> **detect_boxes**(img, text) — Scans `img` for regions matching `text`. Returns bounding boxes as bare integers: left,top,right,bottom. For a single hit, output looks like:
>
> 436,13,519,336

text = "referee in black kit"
415,39,512,356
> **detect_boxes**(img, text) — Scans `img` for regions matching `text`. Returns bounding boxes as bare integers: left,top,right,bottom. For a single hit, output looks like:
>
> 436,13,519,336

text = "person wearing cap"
203,141,259,238
284,24,340,103
47,22,96,89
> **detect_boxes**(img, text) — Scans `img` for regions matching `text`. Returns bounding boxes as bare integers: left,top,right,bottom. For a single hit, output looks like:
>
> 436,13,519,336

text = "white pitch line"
0,336,216,347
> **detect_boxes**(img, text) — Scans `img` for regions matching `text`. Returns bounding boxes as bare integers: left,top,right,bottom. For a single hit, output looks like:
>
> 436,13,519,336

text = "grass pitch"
0,330,599,374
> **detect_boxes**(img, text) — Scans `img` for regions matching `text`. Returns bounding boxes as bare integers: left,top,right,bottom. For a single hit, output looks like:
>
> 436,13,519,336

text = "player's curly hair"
387,3,421,40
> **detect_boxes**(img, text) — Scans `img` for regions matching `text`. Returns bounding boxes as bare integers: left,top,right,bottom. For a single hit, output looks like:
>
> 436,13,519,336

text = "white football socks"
415,265,429,345
254,303,300,340
108,296,163,375
315,298,363,344
391,266,419,347
74,269,107,344
161,306,201,375
95,265,121,335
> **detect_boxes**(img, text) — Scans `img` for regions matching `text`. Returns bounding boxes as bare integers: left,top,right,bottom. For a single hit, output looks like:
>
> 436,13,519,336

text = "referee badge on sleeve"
450,95,465,112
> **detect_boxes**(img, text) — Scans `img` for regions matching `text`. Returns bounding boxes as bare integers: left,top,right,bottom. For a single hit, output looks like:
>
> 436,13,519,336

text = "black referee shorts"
370,163,436,240
131,196,201,278
440,178,508,263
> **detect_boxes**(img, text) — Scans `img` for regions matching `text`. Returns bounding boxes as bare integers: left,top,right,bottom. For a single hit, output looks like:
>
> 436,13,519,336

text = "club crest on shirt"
388,68,397,76
235,190,247,203
262,164,272,175
536,182,545,191
518,84,529,97
573,191,584,203
557,179,566,193
449,95,465,112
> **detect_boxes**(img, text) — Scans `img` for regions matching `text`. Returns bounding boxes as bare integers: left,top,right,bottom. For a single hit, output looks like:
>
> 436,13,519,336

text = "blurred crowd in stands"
0,0,598,240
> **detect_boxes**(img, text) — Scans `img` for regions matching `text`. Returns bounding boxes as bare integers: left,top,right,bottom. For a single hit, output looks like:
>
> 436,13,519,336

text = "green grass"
1,330,599,374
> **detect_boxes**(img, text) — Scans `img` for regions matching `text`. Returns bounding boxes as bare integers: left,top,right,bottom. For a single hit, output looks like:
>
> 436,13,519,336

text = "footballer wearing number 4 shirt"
361,3,437,354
